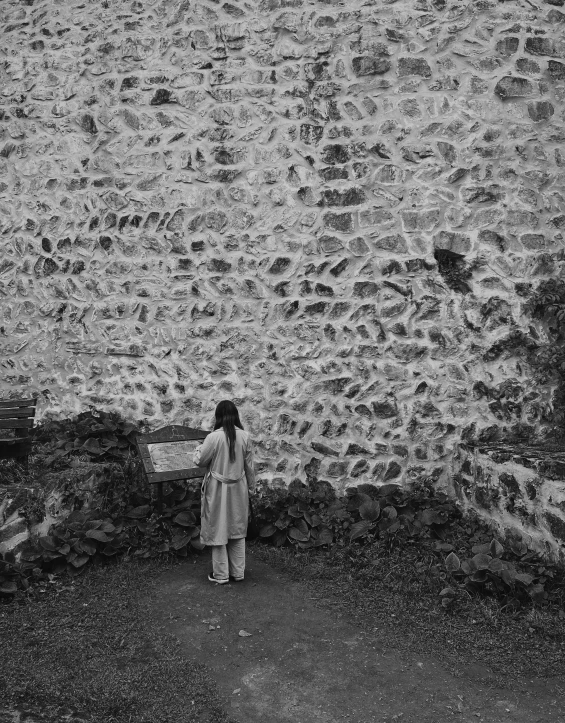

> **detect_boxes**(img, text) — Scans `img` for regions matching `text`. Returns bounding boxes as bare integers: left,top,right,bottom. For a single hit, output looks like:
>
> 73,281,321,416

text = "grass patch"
250,538,565,687
0,557,234,723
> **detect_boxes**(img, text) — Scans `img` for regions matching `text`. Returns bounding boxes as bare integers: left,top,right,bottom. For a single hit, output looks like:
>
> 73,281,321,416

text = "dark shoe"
208,573,229,584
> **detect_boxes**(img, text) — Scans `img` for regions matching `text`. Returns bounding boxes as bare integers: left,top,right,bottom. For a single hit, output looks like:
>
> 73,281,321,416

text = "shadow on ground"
148,551,564,723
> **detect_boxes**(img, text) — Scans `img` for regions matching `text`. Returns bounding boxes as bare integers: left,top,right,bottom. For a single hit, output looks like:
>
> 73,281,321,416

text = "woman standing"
194,400,256,583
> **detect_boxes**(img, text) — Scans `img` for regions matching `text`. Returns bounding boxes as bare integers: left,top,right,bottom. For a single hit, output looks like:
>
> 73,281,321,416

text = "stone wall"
1,0,564,490
454,444,565,560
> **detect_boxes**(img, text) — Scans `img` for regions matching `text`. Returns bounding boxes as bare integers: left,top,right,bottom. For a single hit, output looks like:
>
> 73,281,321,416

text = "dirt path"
148,551,564,723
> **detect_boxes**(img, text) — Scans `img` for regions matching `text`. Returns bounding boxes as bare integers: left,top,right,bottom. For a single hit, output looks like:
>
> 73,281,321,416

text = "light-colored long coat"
195,428,255,546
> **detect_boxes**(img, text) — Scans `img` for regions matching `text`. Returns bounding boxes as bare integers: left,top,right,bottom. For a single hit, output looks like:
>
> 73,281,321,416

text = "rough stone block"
401,209,440,232
352,281,379,298
372,397,398,418
398,57,432,78
352,56,391,76
527,100,554,121
374,164,406,184
321,144,351,164
323,212,354,233
496,37,519,57
494,76,536,98
359,208,395,229
373,234,408,254
525,37,564,57
548,59,565,80
433,231,471,254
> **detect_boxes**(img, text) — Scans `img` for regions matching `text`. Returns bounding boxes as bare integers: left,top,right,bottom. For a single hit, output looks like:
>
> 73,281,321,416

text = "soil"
149,550,565,723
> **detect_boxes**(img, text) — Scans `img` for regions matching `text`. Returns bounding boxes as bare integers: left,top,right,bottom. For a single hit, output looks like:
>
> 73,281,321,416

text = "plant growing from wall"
523,278,565,434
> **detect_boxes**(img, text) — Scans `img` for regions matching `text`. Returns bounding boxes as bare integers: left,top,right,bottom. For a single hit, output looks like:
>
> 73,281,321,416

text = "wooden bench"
136,425,209,512
0,397,38,469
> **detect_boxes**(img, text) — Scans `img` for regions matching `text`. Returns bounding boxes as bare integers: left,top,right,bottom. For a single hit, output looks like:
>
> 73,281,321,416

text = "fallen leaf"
238,629,252,637
233,688,241,694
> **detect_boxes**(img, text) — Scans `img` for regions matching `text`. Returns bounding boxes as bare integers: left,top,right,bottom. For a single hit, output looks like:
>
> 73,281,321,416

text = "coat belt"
210,470,244,485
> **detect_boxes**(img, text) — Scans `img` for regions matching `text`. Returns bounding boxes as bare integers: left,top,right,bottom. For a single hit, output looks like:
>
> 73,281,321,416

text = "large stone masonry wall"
1,0,564,489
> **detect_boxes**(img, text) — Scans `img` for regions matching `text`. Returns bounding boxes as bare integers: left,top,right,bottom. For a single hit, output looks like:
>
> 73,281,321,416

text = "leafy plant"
35,409,142,467
255,480,461,551
0,550,47,597
441,538,554,610
1,482,205,598
523,278,565,433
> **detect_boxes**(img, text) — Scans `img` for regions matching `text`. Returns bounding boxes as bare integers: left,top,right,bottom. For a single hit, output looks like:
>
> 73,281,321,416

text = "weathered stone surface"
549,215,565,229
300,124,324,145
525,37,564,57
461,185,505,204
433,231,471,254
352,56,391,76
515,58,540,75
401,209,440,232
527,100,554,121
323,212,354,233
372,397,398,418
373,234,408,253
383,460,402,481
548,59,565,80
496,37,519,57
269,257,292,274
398,57,432,78
348,237,371,256
359,208,395,228
446,168,469,184
353,281,380,298
478,229,508,251
437,142,457,165
321,144,351,164
76,113,98,134
322,187,366,207
326,460,350,477
374,165,406,184
506,209,539,229
311,441,339,457
547,9,565,22
494,76,536,98
520,234,548,250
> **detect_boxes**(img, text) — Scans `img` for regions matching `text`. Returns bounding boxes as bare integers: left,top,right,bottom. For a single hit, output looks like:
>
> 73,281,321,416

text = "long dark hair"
213,400,243,463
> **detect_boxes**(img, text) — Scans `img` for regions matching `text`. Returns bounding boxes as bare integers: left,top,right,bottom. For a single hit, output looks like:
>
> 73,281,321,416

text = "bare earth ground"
149,551,564,723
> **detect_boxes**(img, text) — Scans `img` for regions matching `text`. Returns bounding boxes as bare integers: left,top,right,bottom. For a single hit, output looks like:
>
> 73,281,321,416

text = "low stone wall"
453,443,565,561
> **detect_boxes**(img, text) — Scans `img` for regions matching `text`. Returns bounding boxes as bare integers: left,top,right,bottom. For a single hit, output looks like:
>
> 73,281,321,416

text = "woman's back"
198,427,251,481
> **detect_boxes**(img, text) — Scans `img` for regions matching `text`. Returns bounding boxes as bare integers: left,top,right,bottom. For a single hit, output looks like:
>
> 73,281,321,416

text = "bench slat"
0,398,37,409
0,419,34,429
0,408,36,419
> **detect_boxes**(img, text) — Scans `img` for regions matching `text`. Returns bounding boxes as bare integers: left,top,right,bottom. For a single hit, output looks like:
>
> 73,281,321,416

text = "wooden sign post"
136,425,209,512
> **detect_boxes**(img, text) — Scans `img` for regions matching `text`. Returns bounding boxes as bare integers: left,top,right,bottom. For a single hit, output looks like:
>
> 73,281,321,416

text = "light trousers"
211,537,245,580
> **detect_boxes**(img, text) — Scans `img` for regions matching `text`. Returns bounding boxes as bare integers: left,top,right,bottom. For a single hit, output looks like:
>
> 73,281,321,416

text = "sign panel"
147,440,202,473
